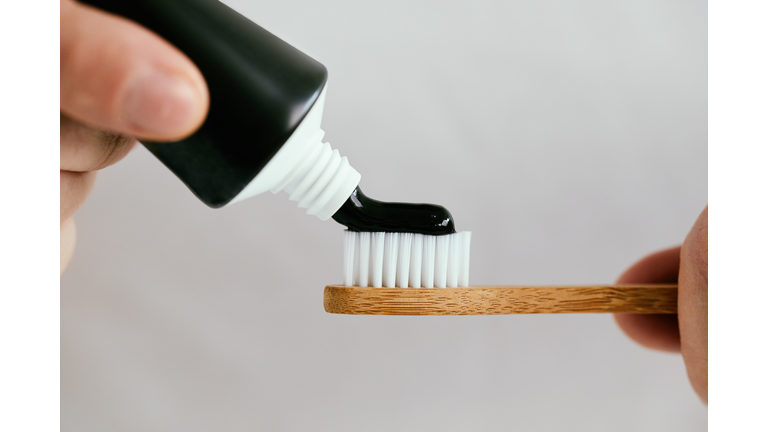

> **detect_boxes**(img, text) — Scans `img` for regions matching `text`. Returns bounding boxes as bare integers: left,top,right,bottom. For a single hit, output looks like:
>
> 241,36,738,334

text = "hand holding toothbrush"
614,206,708,403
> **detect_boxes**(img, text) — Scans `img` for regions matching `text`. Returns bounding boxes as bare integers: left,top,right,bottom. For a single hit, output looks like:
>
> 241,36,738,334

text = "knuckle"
94,130,135,170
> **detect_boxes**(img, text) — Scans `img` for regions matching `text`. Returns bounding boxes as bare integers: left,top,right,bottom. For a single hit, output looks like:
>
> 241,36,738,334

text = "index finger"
614,246,682,353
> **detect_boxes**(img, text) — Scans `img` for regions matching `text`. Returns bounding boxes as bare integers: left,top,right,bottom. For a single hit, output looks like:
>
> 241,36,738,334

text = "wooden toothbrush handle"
323,284,678,315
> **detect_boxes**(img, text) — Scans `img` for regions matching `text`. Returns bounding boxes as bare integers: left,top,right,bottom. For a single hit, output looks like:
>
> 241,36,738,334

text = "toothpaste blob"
332,187,456,235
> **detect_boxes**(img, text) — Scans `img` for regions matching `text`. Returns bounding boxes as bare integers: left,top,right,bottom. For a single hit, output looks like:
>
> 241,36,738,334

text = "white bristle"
383,233,399,288
458,232,471,287
434,235,450,288
370,232,385,287
343,231,356,287
409,234,423,288
447,233,461,288
356,232,370,287
422,235,436,288
396,233,413,288
341,231,472,289
352,232,360,286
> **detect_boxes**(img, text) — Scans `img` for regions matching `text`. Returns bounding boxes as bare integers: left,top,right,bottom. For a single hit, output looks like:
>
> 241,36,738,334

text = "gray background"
61,0,707,430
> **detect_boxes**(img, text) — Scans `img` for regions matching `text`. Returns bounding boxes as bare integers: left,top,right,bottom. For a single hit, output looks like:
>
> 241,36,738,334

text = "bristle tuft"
383,233,398,288
343,231,356,286
356,232,370,287
409,234,423,288
370,232,385,288
422,235,436,288
458,232,471,287
396,233,413,288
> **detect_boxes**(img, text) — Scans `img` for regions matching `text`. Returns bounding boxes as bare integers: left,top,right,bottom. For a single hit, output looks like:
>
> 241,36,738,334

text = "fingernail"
124,72,200,137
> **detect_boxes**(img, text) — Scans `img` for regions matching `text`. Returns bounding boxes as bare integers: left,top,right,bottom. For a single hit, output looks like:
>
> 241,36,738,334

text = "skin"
60,0,209,272
614,206,708,403
61,0,707,404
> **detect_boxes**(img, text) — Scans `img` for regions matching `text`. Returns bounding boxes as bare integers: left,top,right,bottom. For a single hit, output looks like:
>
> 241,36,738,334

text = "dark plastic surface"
82,0,328,207
332,187,457,235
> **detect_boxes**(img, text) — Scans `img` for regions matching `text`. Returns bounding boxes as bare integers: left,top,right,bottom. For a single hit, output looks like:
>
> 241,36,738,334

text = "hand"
60,0,209,273
614,206,708,403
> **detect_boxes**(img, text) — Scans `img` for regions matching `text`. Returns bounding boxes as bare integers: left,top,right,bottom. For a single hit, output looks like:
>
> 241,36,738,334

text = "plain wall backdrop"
61,0,708,430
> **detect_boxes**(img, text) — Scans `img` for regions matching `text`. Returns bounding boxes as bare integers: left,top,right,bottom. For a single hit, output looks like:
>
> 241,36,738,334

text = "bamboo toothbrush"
333,229,676,315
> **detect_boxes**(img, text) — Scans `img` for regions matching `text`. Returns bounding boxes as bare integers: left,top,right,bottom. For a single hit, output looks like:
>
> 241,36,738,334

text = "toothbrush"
324,284,678,315
332,223,675,316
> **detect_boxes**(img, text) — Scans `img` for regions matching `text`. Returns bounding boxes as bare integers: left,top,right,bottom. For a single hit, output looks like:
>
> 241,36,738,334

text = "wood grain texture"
324,285,678,315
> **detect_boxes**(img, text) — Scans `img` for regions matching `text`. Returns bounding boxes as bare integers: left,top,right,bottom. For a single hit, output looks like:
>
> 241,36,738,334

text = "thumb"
60,0,209,141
